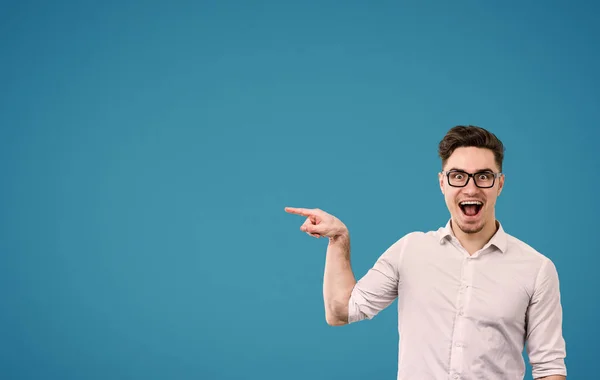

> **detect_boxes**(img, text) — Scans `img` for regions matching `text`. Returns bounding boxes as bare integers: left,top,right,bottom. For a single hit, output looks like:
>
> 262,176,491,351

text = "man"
285,126,567,380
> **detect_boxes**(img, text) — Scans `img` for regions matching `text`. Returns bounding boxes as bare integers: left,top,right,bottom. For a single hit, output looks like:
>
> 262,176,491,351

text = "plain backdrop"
1,1,599,379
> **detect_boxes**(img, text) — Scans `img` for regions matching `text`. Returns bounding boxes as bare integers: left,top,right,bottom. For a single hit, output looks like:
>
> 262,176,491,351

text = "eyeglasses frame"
441,169,503,188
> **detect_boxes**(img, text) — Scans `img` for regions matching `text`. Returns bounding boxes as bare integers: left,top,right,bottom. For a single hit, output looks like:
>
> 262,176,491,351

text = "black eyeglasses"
441,170,502,188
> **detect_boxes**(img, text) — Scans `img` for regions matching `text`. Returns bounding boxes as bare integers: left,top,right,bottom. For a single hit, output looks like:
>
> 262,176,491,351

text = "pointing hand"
284,207,348,239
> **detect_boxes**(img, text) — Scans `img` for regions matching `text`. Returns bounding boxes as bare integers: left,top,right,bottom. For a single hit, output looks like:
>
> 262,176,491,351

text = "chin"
457,221,485,234
453,213,487,234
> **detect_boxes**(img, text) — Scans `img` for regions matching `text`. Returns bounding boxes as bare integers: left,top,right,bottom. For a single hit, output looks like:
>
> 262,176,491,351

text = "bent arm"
323,234,402,326
323,234,356,325
346,239,400,324
536,376,566,380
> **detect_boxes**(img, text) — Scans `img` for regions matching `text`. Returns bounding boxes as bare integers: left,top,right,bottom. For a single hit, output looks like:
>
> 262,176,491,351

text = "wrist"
329,229,350,245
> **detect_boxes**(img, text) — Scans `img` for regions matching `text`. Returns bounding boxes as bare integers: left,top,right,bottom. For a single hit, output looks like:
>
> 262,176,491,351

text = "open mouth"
459,200,483,217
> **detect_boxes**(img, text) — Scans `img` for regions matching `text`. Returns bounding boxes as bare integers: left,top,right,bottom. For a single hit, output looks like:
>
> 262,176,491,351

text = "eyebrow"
448,167,495,173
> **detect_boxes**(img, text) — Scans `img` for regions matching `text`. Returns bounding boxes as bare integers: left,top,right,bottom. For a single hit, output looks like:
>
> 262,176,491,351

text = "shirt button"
453,374,459,380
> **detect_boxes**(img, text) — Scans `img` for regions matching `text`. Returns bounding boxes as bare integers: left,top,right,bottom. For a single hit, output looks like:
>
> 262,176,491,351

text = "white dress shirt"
348,220,567,380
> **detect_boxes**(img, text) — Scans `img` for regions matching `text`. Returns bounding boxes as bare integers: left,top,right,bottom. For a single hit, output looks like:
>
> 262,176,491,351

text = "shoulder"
386,226,447,253
404,225,450,244
505,232,553,263
503,231,560,280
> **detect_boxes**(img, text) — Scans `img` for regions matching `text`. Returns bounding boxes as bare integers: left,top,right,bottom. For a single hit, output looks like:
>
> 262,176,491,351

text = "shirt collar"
439,219,508,254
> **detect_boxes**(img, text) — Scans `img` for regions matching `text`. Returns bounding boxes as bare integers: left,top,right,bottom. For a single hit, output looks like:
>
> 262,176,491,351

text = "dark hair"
438,125,505,171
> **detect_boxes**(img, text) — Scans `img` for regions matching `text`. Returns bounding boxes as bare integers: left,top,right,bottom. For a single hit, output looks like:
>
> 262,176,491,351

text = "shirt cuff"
347,287,368,324
531,358,567,379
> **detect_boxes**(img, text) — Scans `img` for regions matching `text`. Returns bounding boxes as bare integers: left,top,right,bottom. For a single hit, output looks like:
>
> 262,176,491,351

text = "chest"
398,248,534,326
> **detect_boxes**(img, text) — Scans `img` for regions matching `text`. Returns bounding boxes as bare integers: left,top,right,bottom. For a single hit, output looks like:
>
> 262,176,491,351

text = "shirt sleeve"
525,258,567,378
347,237,405,324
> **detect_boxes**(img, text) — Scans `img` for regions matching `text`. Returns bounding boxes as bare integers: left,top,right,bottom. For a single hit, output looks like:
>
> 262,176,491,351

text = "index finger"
284,207,316,217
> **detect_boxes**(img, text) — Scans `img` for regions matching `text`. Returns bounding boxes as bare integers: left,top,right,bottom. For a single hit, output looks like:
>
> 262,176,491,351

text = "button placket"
462,257,475,315
448,256,470,377
456,258,470,316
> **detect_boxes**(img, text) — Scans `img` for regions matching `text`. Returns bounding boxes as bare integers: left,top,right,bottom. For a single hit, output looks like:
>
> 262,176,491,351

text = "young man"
285,126,567,380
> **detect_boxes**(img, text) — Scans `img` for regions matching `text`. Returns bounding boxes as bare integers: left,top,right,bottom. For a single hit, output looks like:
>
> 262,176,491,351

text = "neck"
451,218,499,255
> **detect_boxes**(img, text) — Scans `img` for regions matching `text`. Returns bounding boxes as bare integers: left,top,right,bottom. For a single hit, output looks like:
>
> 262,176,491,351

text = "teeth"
460,201,483,206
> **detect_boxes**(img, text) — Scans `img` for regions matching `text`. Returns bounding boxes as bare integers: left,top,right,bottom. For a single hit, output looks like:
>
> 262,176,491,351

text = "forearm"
536,376,566,380
323,233,356,325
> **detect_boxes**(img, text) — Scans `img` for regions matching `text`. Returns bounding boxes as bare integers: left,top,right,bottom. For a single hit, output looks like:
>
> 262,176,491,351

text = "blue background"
1,1,598,379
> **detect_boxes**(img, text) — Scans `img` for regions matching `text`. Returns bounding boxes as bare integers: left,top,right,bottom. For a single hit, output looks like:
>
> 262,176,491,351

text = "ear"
438,172,445,195
497,174,505,196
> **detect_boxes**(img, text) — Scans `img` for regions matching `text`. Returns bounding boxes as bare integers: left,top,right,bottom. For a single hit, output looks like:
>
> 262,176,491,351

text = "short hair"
438,125,505,171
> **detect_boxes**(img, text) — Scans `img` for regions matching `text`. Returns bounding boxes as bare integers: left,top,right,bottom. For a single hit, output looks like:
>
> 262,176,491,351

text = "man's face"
438,147,504,235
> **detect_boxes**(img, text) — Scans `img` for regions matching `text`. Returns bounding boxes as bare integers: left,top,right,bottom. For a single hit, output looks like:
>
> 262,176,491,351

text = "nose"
462,177,479,194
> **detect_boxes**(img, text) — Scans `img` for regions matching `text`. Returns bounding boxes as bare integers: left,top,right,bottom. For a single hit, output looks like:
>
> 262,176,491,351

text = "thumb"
303,223,326,235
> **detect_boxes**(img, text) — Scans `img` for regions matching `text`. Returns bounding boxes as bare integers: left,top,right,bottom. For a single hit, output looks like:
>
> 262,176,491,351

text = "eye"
451,173,465,180
478,173,493,181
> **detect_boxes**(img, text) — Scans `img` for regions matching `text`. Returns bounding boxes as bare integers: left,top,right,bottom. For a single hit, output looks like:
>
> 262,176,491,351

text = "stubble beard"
456,219,486,234
455,209,487,235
